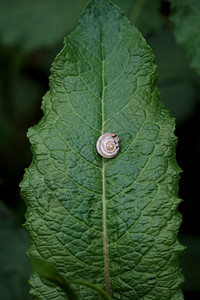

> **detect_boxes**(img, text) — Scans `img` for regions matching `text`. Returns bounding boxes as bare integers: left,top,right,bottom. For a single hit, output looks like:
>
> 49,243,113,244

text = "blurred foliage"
147,28,199,125
170,0,200,76
0,0,199,299
0,201,31,299
180,234,200,292
0,0,87,51
115,0,164,36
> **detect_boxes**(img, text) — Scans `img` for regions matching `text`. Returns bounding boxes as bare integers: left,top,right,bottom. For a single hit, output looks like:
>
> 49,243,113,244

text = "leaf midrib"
100,16,111,295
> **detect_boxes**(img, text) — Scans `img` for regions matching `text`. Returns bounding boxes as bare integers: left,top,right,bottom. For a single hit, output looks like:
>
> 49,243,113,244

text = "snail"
96,133,120,158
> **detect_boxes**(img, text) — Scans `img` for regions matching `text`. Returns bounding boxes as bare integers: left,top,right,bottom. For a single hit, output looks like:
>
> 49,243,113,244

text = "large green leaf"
170,0,200,76
20,0,184,299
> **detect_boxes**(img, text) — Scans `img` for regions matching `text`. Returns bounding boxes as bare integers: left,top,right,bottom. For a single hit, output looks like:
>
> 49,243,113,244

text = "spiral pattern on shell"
96,133,120,158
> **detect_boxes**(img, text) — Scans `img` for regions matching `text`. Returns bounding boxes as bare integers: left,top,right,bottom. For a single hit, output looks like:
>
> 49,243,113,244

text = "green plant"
21,0,183,299
19,0,187,299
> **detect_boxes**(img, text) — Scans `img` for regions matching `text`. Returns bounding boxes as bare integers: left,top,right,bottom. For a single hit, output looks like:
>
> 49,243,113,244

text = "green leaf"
30,257,80,300
20,0,184,299
72,280,113,300
30,256,112,300
170,0,200,75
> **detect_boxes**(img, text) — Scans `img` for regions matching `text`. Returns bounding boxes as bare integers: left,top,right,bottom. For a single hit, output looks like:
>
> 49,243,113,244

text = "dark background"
0,0,199,299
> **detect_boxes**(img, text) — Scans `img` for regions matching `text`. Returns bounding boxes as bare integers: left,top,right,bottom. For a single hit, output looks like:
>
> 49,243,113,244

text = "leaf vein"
54,117,101,170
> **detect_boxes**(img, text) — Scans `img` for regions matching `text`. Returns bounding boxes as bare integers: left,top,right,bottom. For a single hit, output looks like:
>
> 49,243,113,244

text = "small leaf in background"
30,257,80,300
30,257,113,300
72,280,113,300
20,0,184,299
170,0,200,76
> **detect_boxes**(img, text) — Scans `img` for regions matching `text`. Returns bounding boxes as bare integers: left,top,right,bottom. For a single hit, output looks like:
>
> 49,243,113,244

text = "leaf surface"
170,0,200,75
20,0,184,299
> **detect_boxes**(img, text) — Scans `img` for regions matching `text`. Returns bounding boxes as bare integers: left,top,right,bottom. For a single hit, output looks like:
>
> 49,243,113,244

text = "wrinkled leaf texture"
20,0,184,299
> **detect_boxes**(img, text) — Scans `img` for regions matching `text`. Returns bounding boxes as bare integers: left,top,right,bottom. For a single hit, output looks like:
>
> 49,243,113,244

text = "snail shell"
96,133,120,158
